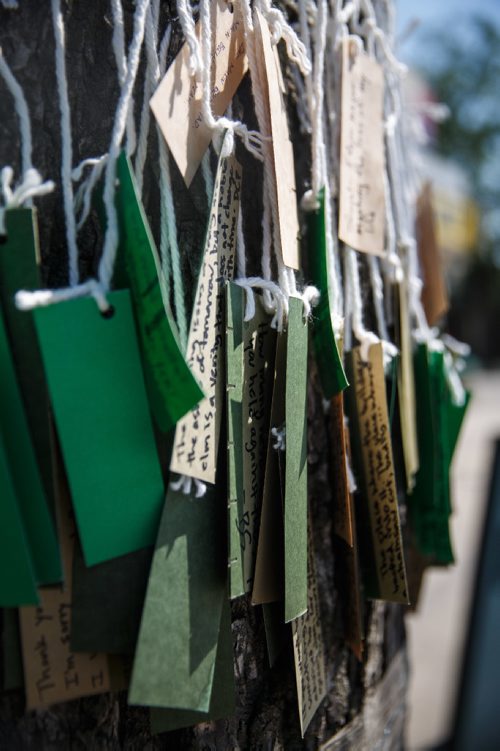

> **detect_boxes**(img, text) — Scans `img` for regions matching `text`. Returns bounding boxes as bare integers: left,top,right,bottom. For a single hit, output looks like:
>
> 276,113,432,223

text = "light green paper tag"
34,290,164,566
0,305,61,585
284,297,309,622
116,152,203,432
129,485,226,710
0,431,38,606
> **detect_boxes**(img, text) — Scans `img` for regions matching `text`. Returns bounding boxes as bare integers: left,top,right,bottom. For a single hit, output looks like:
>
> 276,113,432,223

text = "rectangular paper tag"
346,344,408,603
329,393,354,547
116,153,203,432
339,41,385,255
34,290,164,566
284,297,309,622
254,9,300,269
151,0,248,187
416,183,449,326
19,453,114,709
292,527,327,736
171,147,241,483
396,281,419,491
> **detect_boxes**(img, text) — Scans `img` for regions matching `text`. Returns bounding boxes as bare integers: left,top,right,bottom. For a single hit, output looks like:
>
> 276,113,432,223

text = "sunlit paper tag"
254,8,300,269
19,453,122,709
292,526,327,737
116,153,203,432
338,41,385,255
396,281,419,491
306,191,349,397
329,393,354,546
284,297,309,622
151,0,248,187
226,282,245,598
416,183,449,326
241,295,276,592
171,147,241,483
346,344,409,603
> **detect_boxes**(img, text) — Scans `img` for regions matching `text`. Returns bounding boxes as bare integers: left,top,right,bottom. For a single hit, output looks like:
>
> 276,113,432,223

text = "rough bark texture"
0,2,406,748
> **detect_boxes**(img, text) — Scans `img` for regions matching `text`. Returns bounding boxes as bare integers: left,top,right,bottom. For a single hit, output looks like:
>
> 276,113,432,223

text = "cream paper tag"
292,526,327,737
254,9,300,270
150,0,248,187
170,149,241,482
397,280,419,491
338,41,385,255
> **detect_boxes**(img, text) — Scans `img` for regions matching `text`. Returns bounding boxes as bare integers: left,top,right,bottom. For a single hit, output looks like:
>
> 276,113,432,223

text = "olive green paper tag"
0,431,38,606
292,525,327,737
339,41,385,255
129,486,226,710
116,152,203,432
346,344,408,603
241,295,276,593
252,333,286,605
171,146,241,483
306,191,348,397
226,282,246,599
284,297,309,622
149,595,234,733
34,290,164,566
0,306,62,585
0,208,56,513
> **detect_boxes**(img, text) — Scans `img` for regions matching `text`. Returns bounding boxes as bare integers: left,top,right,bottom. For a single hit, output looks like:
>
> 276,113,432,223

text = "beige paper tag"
150,0,248,187
330,393,354,546
254,9,300,270
292,526,327,737
242,299,276,592
350,343,408,603
339,41,385,255
397,280,419,491
19,455,113,710
170,151,241,482
416,182,449,325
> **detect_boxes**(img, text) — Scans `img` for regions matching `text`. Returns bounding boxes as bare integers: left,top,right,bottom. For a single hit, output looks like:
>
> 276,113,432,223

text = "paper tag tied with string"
171,145,242,483
339,40,385,255
151,0,248,187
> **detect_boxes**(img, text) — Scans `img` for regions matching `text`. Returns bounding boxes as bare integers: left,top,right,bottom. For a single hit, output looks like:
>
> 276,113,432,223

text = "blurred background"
396,0,500,748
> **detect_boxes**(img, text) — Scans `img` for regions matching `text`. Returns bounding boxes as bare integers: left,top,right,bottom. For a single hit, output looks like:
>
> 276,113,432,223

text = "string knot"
170,474,207,498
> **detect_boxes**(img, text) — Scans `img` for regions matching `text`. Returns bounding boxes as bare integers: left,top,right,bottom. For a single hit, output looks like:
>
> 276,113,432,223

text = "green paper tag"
149,595,235,733
116,152,203,432
0,306,61,585
129,486,226,710
0,431,38,606
284,297,309,622
0,208,57,515
306,192,348,397
171,147,241,483
226,283,246,599
34,290,164,566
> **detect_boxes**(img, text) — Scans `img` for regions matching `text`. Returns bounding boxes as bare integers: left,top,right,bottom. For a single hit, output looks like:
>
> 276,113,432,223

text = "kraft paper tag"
329,394,354,547
149,596,234,733
346,344,409,603
0,431,38,607
284,297,309,622
396,281,419,491
151,0,248,187
252,333,286,605
19,452,115,709
116,153,203,432
416,183,449,326
0,208,56,514
129,486,226,710
254,9,300,270
226,282,246,599
292,527,327,736
171,146,241,482
339,41,385,255
306,191,349,397
34,290,164,566
0,305,62,585
241,295,276,592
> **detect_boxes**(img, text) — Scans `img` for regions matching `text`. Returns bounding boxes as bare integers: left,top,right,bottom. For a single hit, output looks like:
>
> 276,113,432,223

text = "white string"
111,0,137,155
0,47,33,181
271,425,286,451
236,203,246,279
176,0,203,78
0,168,55,234
254,0,312,76
170,473,207,498
51,0,79,286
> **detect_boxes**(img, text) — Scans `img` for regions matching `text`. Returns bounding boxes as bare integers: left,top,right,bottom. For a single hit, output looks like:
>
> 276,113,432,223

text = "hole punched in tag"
100,304,115,320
